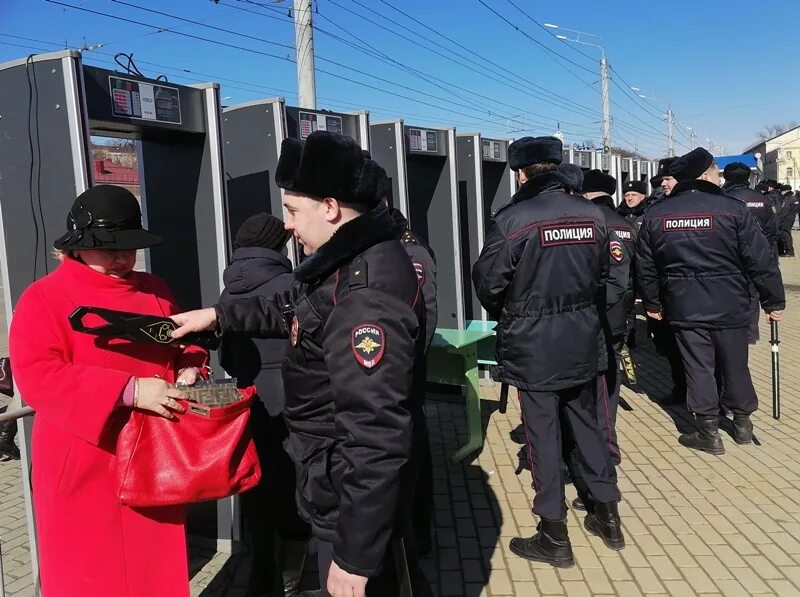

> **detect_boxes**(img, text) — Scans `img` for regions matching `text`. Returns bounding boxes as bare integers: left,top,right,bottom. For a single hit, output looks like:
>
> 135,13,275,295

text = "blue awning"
715,154,758,169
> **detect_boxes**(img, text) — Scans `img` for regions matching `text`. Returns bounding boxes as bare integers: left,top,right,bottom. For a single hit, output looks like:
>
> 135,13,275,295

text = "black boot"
585,502,625,551
275,537,308,597
571,497,586,512
679,415,725,455
509,518,575,568
0,420,20,461
732,414,754,445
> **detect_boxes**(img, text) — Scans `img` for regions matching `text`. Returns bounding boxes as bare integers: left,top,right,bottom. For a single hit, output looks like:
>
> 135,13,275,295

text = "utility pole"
294,0,316,109
667,106,674,157
600,54,611,152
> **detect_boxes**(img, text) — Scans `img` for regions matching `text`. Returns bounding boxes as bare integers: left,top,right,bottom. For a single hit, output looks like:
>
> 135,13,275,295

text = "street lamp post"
546,23,611,153
631,87,673,157
686,126,696,149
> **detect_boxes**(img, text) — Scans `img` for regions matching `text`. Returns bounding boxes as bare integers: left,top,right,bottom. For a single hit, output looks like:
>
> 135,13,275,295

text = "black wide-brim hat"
53,185,162,251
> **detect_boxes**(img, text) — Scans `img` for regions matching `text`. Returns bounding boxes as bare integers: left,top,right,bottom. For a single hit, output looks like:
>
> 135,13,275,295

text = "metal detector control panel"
110,76,182,124
407,128,442,154
482,139,507,162
285,106,366,146
298,110,343,138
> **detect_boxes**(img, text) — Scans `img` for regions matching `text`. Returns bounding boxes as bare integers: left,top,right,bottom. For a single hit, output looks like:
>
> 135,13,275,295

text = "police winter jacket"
778,193,799,231
215,207,424,577
635,180,785,329
617,191,664,233
219,247,293,416
592,195,636,337
472,171,609,391
393,209,438,351
722,182,778,248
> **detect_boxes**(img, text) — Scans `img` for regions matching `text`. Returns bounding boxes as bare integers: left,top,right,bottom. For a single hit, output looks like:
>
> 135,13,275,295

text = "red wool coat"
9,258,208,597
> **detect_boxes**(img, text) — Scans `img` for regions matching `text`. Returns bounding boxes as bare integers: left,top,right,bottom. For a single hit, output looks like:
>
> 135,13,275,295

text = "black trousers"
674,327,758,417
240,400,310,591
779,228,795,255
519,381,620,521
648,317,687,398
599,336,623,467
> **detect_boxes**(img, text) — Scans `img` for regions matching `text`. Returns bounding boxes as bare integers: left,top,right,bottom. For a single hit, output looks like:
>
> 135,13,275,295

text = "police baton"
771,319,781,420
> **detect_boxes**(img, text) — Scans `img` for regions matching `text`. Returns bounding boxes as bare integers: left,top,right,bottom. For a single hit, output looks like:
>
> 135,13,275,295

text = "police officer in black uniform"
636,148,785,455
473,137,623,568
617,179,648,230
173,131,427,597
373,164,438,558
722,162,779,344
722,163,778,252
582,170,635,470
778,184,798,256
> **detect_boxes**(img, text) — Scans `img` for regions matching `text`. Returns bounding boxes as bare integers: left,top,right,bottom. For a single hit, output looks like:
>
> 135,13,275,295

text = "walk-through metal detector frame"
0,50,231,591
222,98,369,264
455,134,514,323
370,119,464,329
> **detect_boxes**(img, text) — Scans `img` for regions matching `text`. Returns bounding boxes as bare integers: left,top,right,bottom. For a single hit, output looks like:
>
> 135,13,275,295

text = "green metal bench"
465,320,510,414
426,327,494,462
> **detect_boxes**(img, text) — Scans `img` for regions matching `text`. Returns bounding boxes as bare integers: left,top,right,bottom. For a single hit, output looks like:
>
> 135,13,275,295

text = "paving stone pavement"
3,248,800,596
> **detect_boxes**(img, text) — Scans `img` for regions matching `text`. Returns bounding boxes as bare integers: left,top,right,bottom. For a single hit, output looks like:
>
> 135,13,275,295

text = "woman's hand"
135,378,187,419
176,367,199,387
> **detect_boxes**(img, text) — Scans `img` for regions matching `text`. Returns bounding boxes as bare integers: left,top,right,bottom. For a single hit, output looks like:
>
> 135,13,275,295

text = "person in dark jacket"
373,163,438,560
722,162,779,345
624,157,686,402
582,170,635,472
722,163,778,251
172,131,426,597
778,184,798,256
616,179,648,228
473,137,623,568
636,148,786,455
219,212,310,597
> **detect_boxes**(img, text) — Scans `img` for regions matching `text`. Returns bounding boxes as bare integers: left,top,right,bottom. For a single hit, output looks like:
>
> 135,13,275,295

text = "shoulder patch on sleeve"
352,323,385,369
610,240,624,262
412,261,425,285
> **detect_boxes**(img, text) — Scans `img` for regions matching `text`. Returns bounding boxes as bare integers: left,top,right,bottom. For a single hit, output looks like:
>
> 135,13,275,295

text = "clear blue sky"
2,0,798,159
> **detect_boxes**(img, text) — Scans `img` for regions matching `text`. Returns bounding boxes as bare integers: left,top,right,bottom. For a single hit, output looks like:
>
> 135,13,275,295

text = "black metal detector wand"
771,320,780,420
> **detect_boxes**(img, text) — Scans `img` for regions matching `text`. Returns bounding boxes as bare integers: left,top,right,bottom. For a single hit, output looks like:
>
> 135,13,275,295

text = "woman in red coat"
9,185,207,597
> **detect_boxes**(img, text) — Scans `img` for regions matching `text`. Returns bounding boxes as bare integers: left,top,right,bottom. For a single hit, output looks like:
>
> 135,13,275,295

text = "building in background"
744,125,800,188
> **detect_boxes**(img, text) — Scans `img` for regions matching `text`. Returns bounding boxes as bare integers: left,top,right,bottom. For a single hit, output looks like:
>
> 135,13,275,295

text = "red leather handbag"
116,384,262,507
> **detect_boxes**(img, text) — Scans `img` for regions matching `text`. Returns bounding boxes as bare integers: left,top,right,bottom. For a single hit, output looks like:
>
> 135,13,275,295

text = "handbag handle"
68,306,220,350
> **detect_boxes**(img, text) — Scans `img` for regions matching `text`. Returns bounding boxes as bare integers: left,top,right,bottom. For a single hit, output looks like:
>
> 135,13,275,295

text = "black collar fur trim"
294,206,406,284
671,179,722,197
591,195,616,210
511,171,566,203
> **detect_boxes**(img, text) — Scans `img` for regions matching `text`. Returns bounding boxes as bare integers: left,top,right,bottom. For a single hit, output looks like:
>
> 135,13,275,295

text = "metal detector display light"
298,111,343,139
408,128,438,152
109,76,182,124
